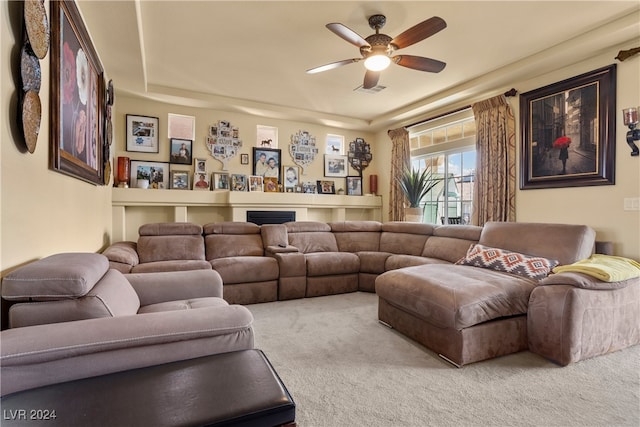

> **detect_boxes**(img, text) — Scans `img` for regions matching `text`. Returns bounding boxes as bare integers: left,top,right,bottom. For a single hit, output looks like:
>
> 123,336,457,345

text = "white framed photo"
326,134,344,154
193,172,210,190
257,125,278,148
324,154,348,177
213,172,229,190
249,175,264,192
194,158,207,174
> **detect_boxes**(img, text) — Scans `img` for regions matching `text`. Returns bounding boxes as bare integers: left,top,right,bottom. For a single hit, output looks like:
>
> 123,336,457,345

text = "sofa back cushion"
286,222,339,253
204,222,264,259
380,222,435,255
422,225,483,263
479,221,595,266
329,221,382,252
137,222,205,263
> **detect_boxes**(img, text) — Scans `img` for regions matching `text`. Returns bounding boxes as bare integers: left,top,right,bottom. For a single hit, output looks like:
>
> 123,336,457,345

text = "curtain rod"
400,88,518,130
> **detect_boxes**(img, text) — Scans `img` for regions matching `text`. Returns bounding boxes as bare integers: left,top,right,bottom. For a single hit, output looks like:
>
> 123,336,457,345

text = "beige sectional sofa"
97,220,639,367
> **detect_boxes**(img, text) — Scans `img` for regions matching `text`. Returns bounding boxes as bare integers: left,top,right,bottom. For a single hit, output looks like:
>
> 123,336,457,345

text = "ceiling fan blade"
326,23,369,48
363,70,380,89
393,55,446,73
391,16,447,49
306,58,362,74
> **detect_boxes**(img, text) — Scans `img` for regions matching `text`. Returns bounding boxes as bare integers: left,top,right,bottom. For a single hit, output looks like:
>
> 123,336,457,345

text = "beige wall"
1,2,112,274
373,48,640,259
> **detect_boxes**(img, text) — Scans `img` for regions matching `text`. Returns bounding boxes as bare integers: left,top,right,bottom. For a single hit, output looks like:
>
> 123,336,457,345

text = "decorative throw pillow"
456,244,559,280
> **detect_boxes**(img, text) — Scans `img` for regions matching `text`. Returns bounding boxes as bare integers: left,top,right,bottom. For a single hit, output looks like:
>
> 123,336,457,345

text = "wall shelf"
111,188,382,241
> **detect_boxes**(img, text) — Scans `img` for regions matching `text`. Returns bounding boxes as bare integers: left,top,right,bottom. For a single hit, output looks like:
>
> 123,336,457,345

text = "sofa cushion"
211,257,279,284
130,260,212,274
330,221,382,252
2,253,109,301
385,254,450,271
138,297,228,314
205,234,264,259
357,252,392,274
375,264,537,330
139,222,203,236
305,252,360,276
456,244,558,280
137,235,206,264
379,222,434,255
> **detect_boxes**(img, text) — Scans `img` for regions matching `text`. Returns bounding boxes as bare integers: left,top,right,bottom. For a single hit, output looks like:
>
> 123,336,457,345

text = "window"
409,110,476,225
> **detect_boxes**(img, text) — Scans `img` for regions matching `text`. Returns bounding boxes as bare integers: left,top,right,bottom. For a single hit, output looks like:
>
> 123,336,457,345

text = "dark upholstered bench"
1,349,296,427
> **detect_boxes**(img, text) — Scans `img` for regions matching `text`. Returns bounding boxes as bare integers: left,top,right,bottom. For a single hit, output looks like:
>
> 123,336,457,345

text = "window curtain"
471,95,516,226
387,127,410,221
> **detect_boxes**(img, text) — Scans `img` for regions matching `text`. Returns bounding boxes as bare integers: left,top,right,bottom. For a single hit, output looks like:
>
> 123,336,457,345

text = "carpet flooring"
248,292,640,427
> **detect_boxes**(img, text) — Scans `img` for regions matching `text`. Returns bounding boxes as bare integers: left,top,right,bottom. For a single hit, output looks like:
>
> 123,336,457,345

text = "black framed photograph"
253,147,281,182
347,176,362,195
241,153,249,165
170,138,193,165
126,114,159,153
317,180,336,194
213,172,229,190
130,160,169,189
170,170,189,189
324,154,348,177
193,172,210,190
520,65,616,189
50,0,105,185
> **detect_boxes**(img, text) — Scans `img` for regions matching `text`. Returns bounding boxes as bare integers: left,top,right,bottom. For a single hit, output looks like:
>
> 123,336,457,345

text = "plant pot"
405,207,424,223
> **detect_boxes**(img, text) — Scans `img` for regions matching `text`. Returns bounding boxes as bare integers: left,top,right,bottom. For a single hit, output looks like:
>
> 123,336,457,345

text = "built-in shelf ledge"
111,188,382,241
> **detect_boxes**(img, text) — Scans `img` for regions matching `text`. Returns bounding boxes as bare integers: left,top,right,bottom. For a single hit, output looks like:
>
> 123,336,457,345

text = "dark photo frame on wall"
253,147,281,183
50,0,105,185
520,65,616,189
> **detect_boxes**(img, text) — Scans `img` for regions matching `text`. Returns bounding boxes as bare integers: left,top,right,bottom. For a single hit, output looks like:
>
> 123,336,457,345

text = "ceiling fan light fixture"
364,54,391,71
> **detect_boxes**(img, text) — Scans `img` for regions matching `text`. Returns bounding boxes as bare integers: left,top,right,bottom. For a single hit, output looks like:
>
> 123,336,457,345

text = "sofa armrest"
539,272,637,290
125,270,224,306
102,242,139,268
1,305,254,396
265,245,300,255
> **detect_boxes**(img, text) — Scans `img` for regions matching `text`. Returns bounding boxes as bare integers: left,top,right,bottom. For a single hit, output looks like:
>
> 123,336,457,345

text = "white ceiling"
77,1,639,131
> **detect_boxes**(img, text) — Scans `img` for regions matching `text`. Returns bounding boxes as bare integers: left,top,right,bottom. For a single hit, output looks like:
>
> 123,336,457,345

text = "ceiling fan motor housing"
361,33,393,58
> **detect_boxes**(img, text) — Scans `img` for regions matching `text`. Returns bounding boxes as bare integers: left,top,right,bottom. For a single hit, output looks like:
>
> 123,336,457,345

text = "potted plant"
397,166,440,222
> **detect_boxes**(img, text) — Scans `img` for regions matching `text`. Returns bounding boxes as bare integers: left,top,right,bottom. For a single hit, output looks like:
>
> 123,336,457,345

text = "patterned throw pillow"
456,244,559,280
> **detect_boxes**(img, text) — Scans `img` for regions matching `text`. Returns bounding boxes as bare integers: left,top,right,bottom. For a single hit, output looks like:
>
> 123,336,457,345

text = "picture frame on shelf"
520,65,616,189
302,182,317,194
194,158,207,174
50,0,105,185
130,160,169,189
264,177,279,192
212,172,229,190
126,114,159,153
231,174,248,191
169,138,193,165
347,176,362,196
249,175,264,192
193,172,210,190
324,154,348,177
170,170,189,189
253,147,281,182
283,165,299,191
317,180,336,194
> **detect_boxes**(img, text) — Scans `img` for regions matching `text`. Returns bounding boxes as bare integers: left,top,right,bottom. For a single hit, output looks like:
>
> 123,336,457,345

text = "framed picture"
170,171,189,189
194,158,207,174
302,182,317,194
264,177,279,192
241,153,249,165
326,134,344,154
253,147,281,183
169,138,192,165
520,65,616,189
50,0,105,185
168,113,195,140
126,115,159,153
324,154,348,177
130,160,169,189
317,180,336,194
193,172,210,190
212,172,229,190
249,175,264,192
347,176,362,195
283,165,299,190
257,125,278,148
231,174,248,191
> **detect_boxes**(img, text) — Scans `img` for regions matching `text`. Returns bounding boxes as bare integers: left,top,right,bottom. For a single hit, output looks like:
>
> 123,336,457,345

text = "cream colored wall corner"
1,2,112,274
375,48,640,259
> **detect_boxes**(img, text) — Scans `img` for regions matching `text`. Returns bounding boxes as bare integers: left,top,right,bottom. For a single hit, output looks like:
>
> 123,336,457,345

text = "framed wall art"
264,177,279,192
257,125,278,148
170,170,189,189
347,176,362,196
193,173,210,190
169,138,192,165
241,153,249,165
231,174,248,191
253,147,281,182
126,114,159,153
520,65,616,189
194,158,207,174
50,0,105,185
283,165,299,191
168,113,195,140
130,160,169,189
213,172,229,190
324,154,348,177
317,180,336,194
249,175,264,192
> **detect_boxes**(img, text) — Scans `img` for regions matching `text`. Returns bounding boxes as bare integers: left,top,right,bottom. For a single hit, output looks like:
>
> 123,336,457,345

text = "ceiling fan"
307,14,447,89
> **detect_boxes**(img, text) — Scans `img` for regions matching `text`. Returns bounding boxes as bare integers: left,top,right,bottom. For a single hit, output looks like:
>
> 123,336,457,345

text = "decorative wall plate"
20,44,41,92
24,0,49,59
21,90,41,153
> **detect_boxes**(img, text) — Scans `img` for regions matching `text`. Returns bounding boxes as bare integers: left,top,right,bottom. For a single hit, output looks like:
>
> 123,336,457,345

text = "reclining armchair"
1,252,254,396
